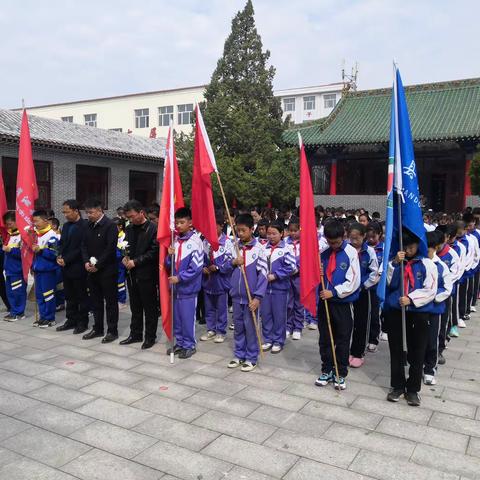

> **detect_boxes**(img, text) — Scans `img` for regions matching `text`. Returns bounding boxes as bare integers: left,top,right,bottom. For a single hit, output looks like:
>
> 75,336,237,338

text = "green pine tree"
469,148,480,196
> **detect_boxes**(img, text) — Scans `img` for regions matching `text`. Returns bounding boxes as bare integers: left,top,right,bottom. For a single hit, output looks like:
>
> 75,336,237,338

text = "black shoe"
56,322,75,332
73,325,88,335
197,317,206,325
102,333,118,344
82,329,104,340
438,353,446,365
387,388,404,402
179,348,196,359
119,336,143,345
142,340,155,350
405,391,421,406
166,345,183,355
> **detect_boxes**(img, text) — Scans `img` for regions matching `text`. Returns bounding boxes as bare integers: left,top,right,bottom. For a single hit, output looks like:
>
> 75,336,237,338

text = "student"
384,229,437,406
348,222,379,367
423,230,453,385
2,212,26,322
257,219,269,245
463,213,480,316
316,219,360,390
261,221,296,353
455,221,472,327
227,213,267,372
49,217,65,313
32,210,60,328
166,207,204,359
200,214,234,344
113,217,128,310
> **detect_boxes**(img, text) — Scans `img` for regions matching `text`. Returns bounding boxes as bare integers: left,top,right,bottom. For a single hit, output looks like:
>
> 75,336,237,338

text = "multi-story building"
18,82,346,138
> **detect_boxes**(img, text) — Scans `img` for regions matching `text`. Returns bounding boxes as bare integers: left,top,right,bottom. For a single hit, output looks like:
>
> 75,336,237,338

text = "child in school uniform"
227,213,267,372
200,214,234,344
316,219,360,390
261,221,296,353
257,219,269,246
32,210,60,328
113,217,128,310
384,229,438,406
348,222,379,368
49,217,65,313
2,212,26,322
423,230,453,386
463,213,480,316
166,207,204,359
454,221,471,328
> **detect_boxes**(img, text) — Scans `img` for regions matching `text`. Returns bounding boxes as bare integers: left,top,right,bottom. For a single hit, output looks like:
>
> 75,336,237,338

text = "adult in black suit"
81,199,119,343
119,200,159,349
56,199,89,334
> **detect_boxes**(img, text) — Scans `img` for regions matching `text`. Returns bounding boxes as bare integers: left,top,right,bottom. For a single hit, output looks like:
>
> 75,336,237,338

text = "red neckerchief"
242,243,254,266
292,240,299,256
437,244,450,258
403,259,417,295
326,250,337,283
176,238,186,271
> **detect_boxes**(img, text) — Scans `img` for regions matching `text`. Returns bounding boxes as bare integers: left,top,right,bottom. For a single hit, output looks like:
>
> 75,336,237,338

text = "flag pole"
214,171,264,359
170,229,175,364
169,124,176,365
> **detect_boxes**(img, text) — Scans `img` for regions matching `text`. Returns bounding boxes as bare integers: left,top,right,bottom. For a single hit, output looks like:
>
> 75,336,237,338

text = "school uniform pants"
173,296,197,350
385,309,429,393
261,290,289,346
204,292,228,335
287,277,304,333
88,272,119,335
34,271,57,321
350,289,371,358
458,280,468,319
0,272,10,311
63,275,89,328
473,270,480,307
55,267,65,308
451,290,459,327
318,301,353,378
467,276,475,314
424,314,441,376
439,297,451,354
233,301,259,364
127,274,158,342
117,265,127,304
5,274,26,316
369,290,381,345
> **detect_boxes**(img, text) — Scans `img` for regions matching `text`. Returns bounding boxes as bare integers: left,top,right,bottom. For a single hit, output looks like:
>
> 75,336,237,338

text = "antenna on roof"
342,62,358,93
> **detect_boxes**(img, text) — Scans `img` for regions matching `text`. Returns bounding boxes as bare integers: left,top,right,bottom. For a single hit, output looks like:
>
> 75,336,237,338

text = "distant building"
0,109,164,217
284,77,480,213
18,82,346,139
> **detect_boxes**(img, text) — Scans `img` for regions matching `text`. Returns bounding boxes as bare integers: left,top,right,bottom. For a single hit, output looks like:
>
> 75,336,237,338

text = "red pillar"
464,156,472,209
329,158,337,195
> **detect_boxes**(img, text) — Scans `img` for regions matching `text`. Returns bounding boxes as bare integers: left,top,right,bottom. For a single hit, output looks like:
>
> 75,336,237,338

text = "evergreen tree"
469,148,480,196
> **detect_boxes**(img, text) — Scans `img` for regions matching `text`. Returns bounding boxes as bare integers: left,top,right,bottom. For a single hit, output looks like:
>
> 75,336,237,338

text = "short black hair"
358,213,371,222
288,216,300,227
2,211,15,223
426,230,444,249
462,212,475,224
175,207,192,220
124,200,144,213
258,218,269,227
366,221,382,235
147,205,159,217
215,210,225,226
235,213,254,229
372,211,380,219
84,199,103,210
347,221,366,236
50,218,60,230
32,210,49,220
62,199,80,212
324,219,345,240
445,223,457,239
402,228,420,247
112,216,126,229
267,221,285,233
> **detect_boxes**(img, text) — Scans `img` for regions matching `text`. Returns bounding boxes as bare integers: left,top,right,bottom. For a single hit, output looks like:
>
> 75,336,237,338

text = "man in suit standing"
119,200,159,349
81,199,119,343
56,199,89,334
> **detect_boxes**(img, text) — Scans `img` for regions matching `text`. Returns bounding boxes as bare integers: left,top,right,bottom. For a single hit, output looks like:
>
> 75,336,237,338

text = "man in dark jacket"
119,200,159,349
81,199,119,343
56,199,89,334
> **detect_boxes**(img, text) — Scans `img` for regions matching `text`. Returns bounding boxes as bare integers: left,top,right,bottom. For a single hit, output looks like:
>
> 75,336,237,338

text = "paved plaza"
0,303,480,480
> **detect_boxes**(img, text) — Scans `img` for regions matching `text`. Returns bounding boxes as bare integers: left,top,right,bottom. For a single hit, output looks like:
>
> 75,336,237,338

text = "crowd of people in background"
1,200,479,407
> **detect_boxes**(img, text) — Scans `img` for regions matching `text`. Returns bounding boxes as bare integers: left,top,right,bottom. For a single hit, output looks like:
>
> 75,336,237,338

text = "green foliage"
469,148,480,196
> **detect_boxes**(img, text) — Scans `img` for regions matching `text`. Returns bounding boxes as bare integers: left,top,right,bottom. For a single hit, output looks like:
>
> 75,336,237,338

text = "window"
177,103,193,125
159,105,174,127
109,128,123,132
76,165,109,209
283,98,295,112
2,157,51,209
324,94,337,109
129,171,158,207
61,116,73,123
84,114,97,127
303,96,315,110
135,108,149,129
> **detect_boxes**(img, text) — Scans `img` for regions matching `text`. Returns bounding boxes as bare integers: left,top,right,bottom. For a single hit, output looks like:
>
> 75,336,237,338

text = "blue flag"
378,67,427,304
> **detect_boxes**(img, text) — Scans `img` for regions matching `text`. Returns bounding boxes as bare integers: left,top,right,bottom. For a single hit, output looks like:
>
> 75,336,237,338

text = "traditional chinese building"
284,77,480,213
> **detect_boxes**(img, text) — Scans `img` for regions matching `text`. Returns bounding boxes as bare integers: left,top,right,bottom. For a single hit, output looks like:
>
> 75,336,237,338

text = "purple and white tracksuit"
165,230,203,350
286,238,304,333
261,240,296,346
230,238,268,364
203,234,234,336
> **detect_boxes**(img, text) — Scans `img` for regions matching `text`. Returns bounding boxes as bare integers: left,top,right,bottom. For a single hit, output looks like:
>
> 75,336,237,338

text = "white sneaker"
213,334,225,343
292,331,301,340
271,344,283,354
380,332,388,341
367,343,378,353
458,318,467,328
228,323,234,330
228,358,243,368
228,306,233,313
262,342,272,352
240,361,256,372
470,306,477,312
424,374,437,385
285,330,291,338
308,323,318,330
200,330,216,341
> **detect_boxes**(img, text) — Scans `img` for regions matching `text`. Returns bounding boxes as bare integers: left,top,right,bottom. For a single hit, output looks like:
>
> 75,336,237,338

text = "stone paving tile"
285,458,377,480
283,381,357,407
429,412,480,438
0,340,18,352
41,355,97,373
226,370,291,392
202,434,298,478
0,370,47,393
442,387,480,408
132,377,199,400
131,362,192,381
80,380,149,405
225,465,278,480
180,373,247,396
49,344,100,359
134,439,232,480
0,456,80,480
87,352,142,370
82,365,145,386
133,414,221,451
0,416,31,441
468,437,480,459
27,384,96,409
0,446,23,467
185,390,260,417
36,368,98,389
131,394,206,422
62,448,164,480
13,335,61,350
0,357,55,376
0,388,40,415
2,426,91,467
15,402,95,436
235,385,309,412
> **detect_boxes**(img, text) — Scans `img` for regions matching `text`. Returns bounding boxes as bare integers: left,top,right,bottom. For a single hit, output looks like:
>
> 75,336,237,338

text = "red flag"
0,168,8,243
191,105,219,251
16,110,38,281
299,134,320,317
157,127,184,340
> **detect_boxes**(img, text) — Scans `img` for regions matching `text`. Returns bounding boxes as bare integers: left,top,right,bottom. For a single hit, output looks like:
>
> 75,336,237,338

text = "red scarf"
175,238,186,272
326,250,337,283
437,244,450,258
403,259,416,295
242,244,253,266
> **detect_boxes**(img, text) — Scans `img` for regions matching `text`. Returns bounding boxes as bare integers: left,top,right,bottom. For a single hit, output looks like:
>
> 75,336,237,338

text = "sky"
1,0,479,109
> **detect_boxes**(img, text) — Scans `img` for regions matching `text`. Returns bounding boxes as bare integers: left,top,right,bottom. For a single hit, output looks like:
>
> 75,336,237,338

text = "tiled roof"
0,109,165,161
283,78,480,147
